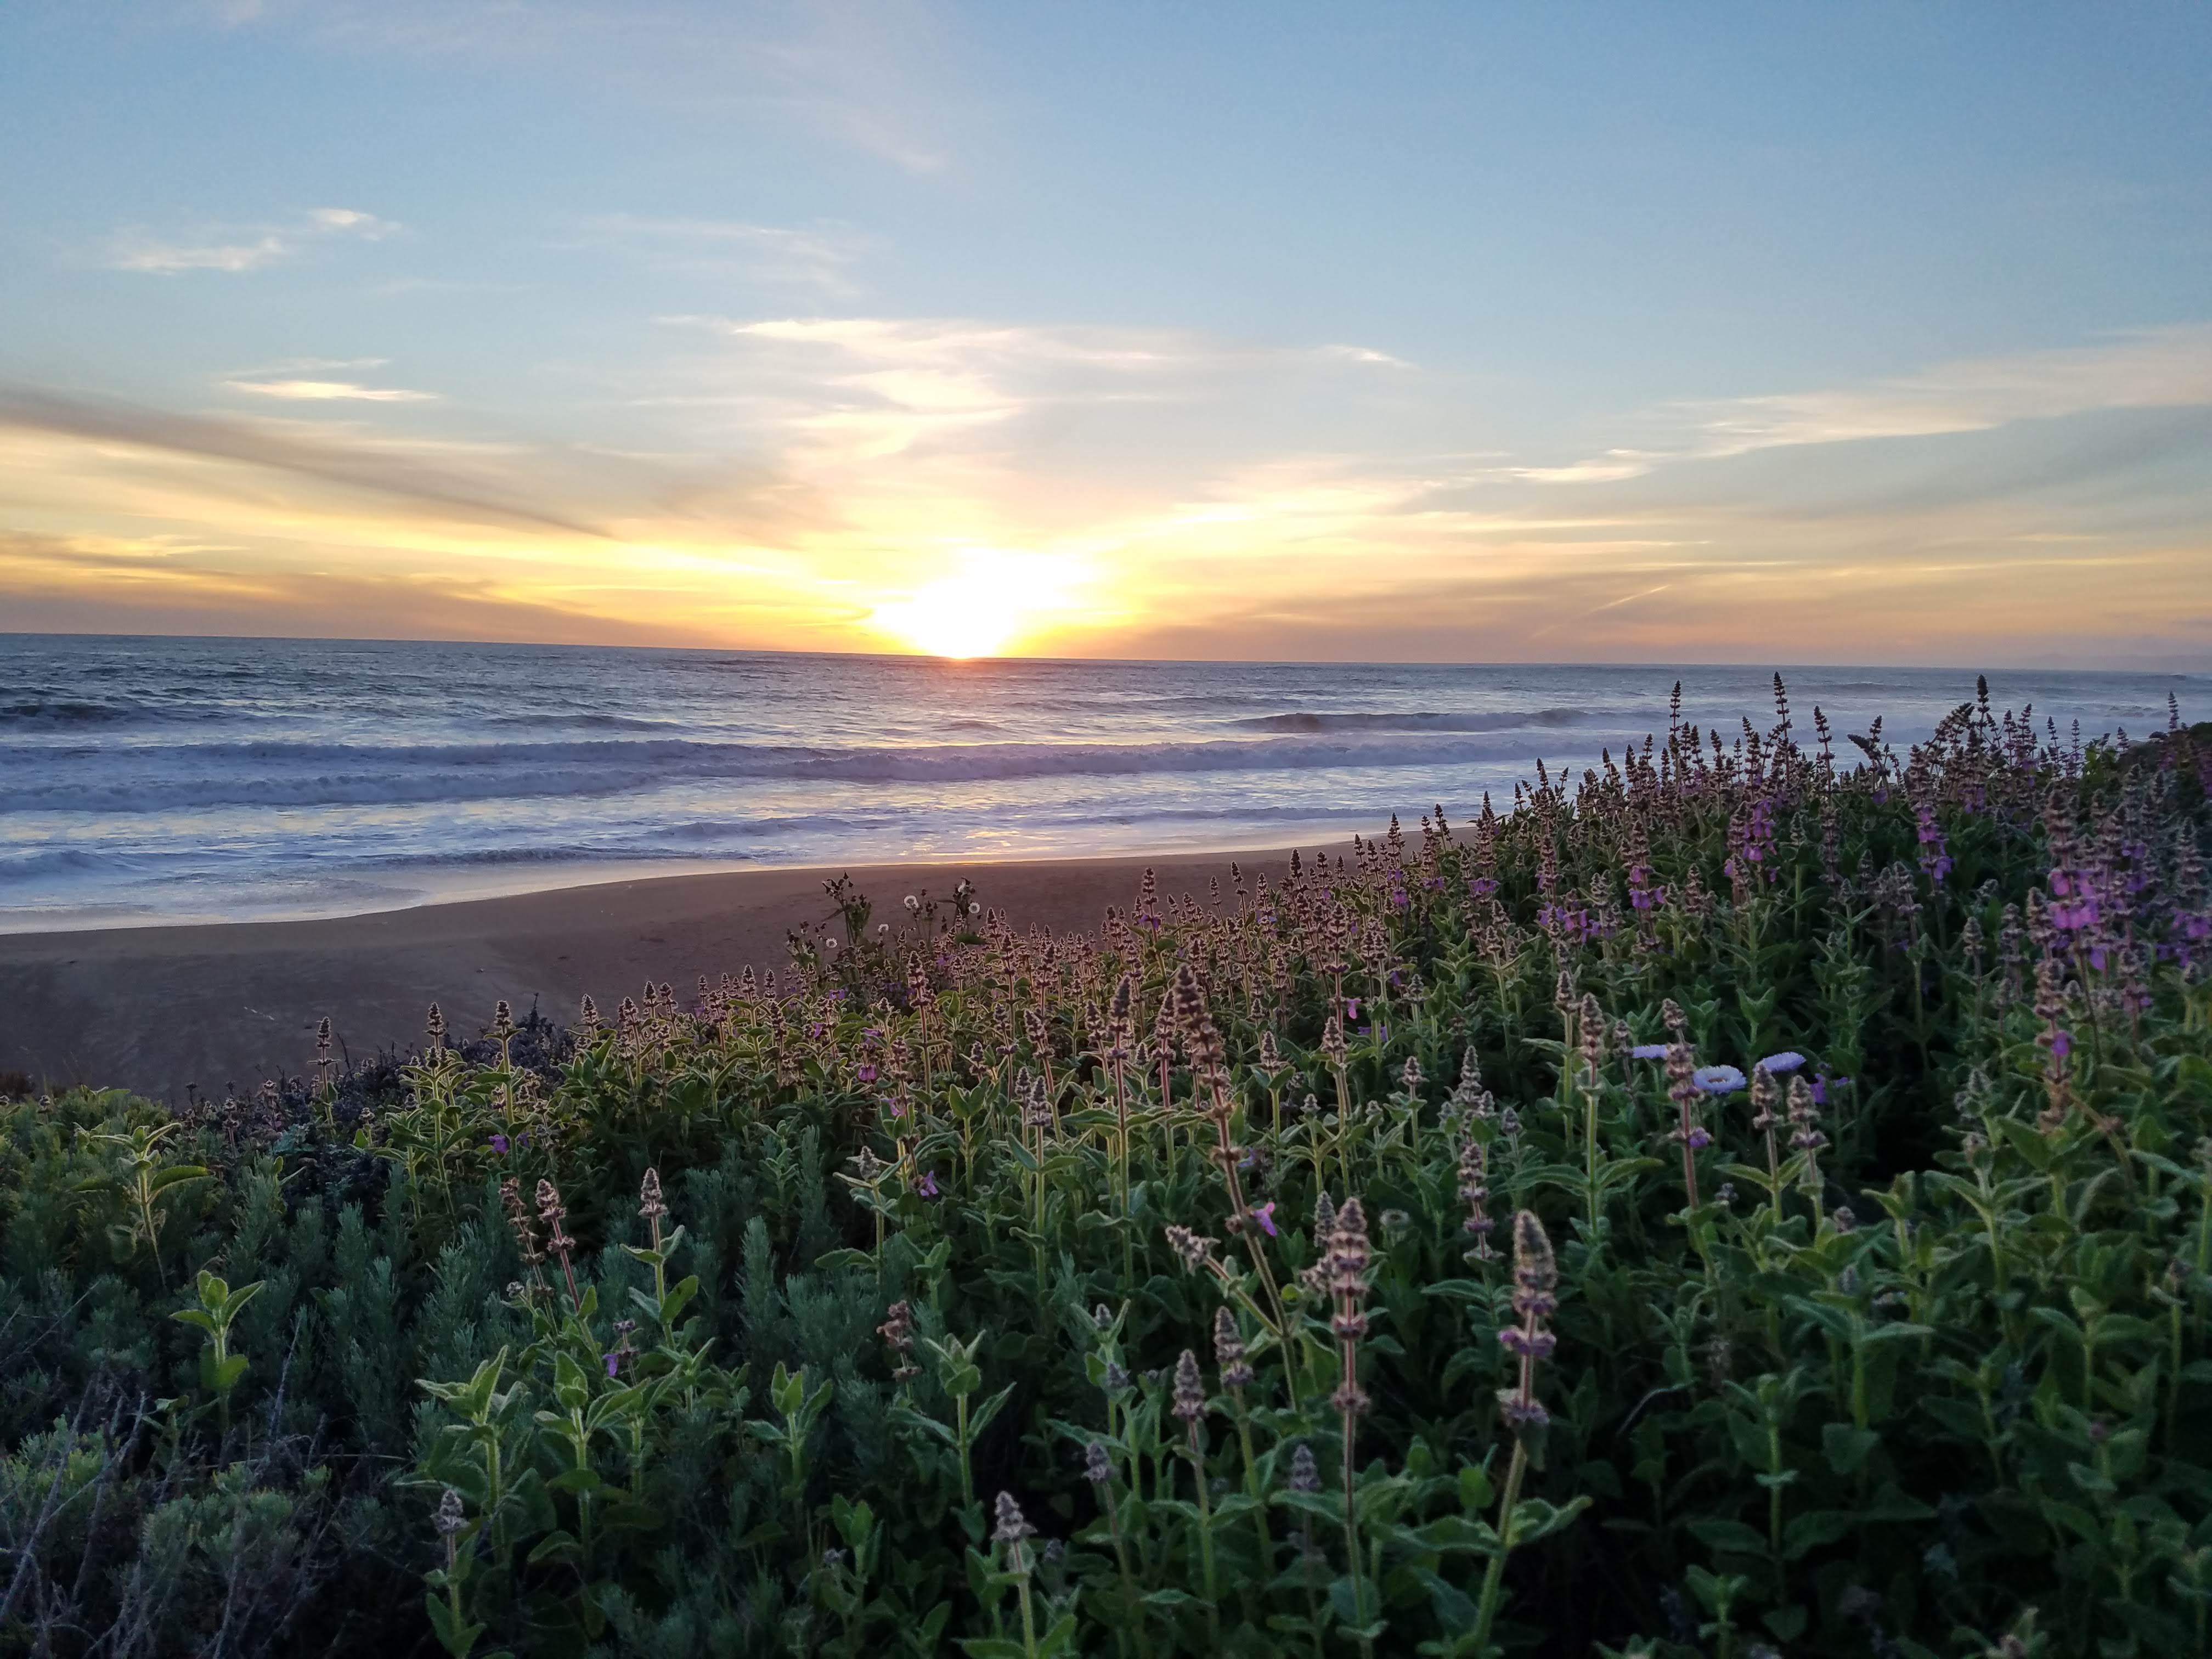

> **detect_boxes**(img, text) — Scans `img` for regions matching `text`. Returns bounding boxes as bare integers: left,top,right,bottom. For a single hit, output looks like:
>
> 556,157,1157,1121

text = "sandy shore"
0,849,1317,1102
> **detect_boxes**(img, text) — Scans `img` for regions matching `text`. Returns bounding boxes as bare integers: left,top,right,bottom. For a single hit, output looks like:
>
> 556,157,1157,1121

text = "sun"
867,550,1080,658
869,575,1024,658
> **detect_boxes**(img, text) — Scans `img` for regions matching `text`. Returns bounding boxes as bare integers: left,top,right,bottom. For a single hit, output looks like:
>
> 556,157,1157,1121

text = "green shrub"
2,683,2209,1656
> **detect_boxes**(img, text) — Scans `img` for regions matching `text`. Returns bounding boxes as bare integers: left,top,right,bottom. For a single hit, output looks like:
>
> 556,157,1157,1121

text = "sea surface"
1,635,2199,932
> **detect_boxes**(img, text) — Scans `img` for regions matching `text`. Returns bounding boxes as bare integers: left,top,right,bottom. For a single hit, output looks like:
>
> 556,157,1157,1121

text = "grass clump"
2,678,2210,1657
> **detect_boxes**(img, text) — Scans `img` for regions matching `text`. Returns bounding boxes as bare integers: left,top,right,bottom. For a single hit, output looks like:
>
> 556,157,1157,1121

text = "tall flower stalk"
1326,1197,1374,1628
1474,1210,1560,1652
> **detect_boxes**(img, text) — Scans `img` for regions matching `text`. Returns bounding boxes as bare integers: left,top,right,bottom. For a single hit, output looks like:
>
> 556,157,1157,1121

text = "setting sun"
866,549,1084,657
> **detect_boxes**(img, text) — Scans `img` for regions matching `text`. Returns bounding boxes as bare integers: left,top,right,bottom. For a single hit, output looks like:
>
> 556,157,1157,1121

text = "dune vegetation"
3,680,2210,1658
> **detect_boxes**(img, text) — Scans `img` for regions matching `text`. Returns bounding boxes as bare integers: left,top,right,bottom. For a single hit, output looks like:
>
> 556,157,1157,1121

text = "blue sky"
2,2,2208,664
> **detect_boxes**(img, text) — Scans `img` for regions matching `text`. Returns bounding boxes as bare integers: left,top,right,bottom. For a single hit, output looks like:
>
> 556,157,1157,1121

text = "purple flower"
1344,997,1361,1020
1252,1201,1277,1238
1755,1052,1805,1075
1685,1127,1714,1150
489,1133,510,1155
2048,1029,2073,1060
856,1064,878,1084
1692,1065,1746,1096
1630,1043,1670,1061
918,1171,941,1199
603,1353,620,1379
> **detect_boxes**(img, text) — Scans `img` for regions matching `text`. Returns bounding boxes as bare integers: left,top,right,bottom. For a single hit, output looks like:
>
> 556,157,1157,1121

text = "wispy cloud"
1520,325,2212,484
0,385,596,536
0,529,687,647
1509,451,1660,484
102,206,403,275
1318,343,1414,369
659,313,1219,459
224,379,438,402
572,215,868,294
656,313,1418,462
1679,325,2212,456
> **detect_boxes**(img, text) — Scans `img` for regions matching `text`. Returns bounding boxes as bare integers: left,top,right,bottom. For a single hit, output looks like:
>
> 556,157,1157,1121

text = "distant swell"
1233,708,1595,734
2,698,153,728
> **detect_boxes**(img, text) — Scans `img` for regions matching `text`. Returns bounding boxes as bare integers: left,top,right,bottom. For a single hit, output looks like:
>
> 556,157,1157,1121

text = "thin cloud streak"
570,215,870,294
0,385,602,538
101,207,404,275
225,379,438,402
1525,326,2212,484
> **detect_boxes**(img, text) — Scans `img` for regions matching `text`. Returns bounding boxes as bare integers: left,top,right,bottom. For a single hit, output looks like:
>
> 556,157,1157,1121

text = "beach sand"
0,849,1319,1102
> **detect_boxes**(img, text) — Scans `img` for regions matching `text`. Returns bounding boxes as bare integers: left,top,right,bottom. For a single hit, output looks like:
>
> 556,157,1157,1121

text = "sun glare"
867,550,1081,658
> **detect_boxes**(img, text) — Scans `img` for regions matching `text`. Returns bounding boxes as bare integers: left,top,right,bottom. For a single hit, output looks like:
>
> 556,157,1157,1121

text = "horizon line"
4,628,2207,679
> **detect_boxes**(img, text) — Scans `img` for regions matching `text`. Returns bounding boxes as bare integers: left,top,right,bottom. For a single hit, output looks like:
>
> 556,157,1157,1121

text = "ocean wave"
0,697,160,729
1232,707,1601,734
0,845,132,883
477,712,685,732
1,730,1571,814
360,844,735,870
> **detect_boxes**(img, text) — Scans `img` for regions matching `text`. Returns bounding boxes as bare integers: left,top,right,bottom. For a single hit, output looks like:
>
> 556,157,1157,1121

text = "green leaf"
1858,1485,1936,1523
220,1280,264,1322
2068,1460,2116,1496
1397,1514,1502,1555
1763,1604,1810,1643
1859,1322,1935,1346
1687,1519,1768,1558
1458,1463,1493,1512
1506,1496,1590,1548
1783,1509,1857,1559
1994,1116,2054,1170
525,1529,581,1566
969,1381,1017,1437
1822,1423,1881,1475
423,1593,484,1659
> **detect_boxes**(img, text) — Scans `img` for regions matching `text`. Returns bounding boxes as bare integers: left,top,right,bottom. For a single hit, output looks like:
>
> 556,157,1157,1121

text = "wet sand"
0,850,1314,1102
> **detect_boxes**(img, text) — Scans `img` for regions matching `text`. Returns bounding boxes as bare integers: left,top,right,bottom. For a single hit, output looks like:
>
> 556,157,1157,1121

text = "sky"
1,2,2209,666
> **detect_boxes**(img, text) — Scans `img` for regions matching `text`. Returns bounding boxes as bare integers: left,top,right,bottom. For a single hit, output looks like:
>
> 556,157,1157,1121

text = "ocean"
0,635,2199,932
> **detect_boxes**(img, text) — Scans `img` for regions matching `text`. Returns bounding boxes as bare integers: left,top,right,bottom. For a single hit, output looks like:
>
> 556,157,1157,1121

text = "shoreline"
0,847,1325,1103
0,825,1368,938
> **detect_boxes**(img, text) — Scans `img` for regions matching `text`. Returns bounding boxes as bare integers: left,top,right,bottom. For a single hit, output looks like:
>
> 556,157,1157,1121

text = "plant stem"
1471,1438,1529,1654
